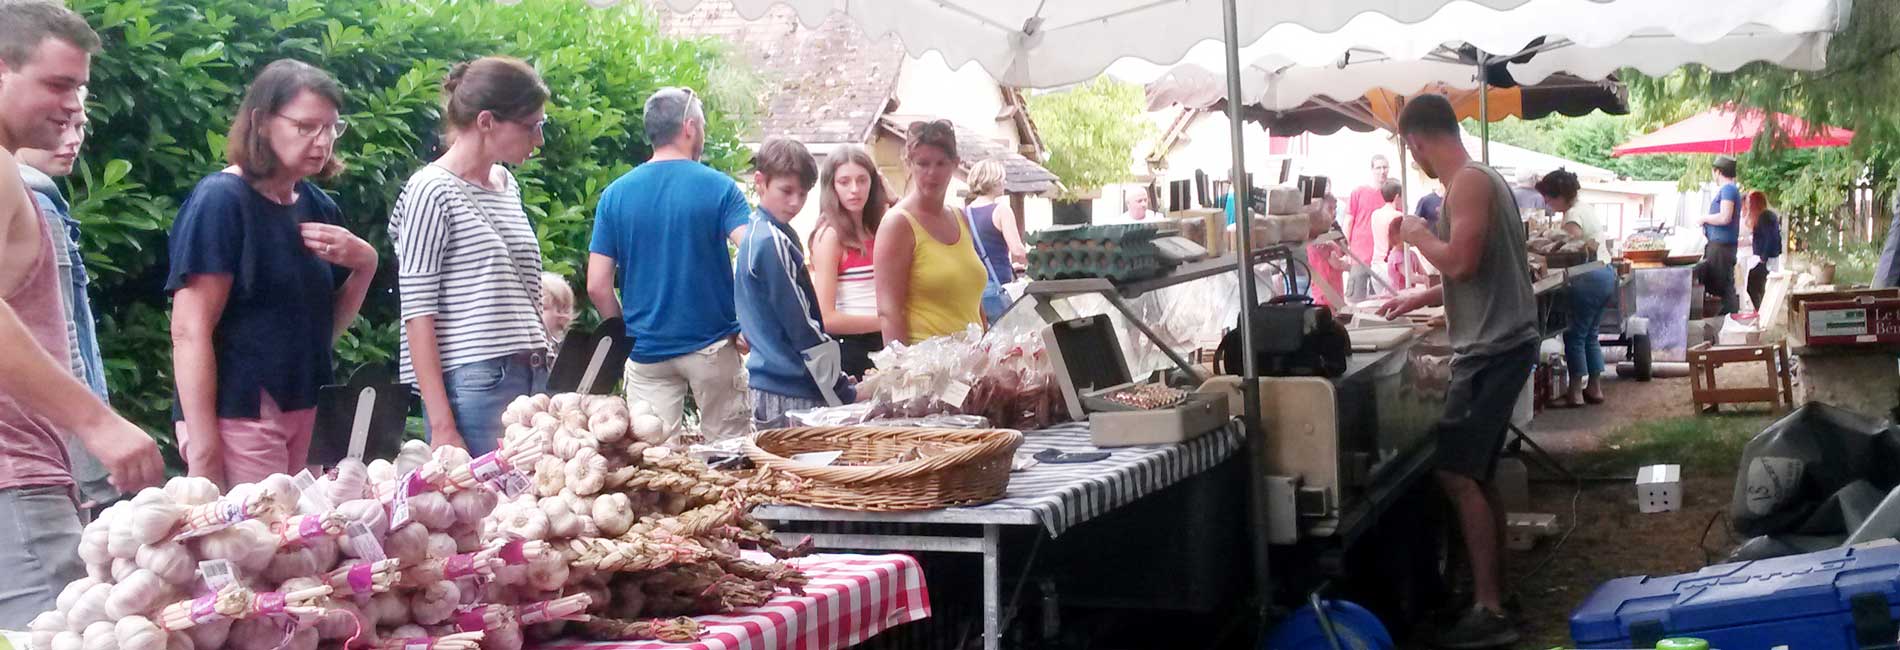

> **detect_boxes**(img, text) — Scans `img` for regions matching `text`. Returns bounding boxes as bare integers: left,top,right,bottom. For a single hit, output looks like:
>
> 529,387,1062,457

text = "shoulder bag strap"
962,205,1003,286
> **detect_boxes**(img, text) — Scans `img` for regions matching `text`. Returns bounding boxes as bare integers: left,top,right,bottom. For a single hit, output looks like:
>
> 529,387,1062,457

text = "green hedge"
66,0,757,466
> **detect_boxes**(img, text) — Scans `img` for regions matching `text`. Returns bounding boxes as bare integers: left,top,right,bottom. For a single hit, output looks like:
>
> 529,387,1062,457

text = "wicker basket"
745,427,1024,511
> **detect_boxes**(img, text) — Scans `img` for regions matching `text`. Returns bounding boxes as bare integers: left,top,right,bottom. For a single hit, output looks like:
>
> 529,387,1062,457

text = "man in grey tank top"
1377,94,1538,649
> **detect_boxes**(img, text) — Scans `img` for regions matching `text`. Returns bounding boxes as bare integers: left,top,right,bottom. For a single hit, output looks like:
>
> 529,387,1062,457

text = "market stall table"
531,554,931,650
753,421,1246,650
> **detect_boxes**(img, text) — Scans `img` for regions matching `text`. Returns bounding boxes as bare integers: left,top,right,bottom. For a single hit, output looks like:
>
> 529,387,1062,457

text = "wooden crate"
1688,342,1793,415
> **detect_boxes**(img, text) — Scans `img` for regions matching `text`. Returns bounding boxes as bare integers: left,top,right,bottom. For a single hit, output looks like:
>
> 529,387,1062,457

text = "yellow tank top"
897,206,986,344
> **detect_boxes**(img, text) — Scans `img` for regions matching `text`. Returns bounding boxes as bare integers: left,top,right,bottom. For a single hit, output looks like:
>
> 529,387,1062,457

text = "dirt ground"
1486,366,1782,648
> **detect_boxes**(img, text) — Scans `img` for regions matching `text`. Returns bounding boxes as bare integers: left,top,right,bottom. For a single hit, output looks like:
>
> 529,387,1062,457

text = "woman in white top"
809,145,890,378
1537,169,1615,408
390,57,550,455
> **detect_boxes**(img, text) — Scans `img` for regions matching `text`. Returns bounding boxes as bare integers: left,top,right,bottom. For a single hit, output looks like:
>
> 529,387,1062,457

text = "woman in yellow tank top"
873,119,986,345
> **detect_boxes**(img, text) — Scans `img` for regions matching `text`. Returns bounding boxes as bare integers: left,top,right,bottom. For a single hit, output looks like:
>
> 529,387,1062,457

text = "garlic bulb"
256,474,302,513
494,495,548,541
68,582,112,631
525,553,569,592
388,625,427,641
129,501,185,545
432,445,472,471
408,581,461,625
407,491,456,531
366,459,396,485
110,558,138,583
162,631,192,650
183,619,229,650
263,546,324,584
484,621,525,650
136,542,197,586
564,448,608,496
80,622,115,650
539,496,581,539
368,592,409,626
335,498,390,539
425,532,458,559
57,577,99,612
226,617,285,650
532,457,566,498
449,489,497,527
592,493,634,538
284,627,317,650
162,477,220,507
106,511,141,559
549,393,582,415
631,414,666,444
114,616,164,650
130,487,172,507
314,600,365,640
395,440,432,476
194,519,275,573
106,569,166,619
31,610,66,650
51,631,82,650
384,522,431,565
328,459,370,504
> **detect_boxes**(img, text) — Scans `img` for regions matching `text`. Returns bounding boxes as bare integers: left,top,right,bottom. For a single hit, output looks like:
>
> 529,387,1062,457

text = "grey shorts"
752,389,828,431
0,485,85,628
1433,340,1539,482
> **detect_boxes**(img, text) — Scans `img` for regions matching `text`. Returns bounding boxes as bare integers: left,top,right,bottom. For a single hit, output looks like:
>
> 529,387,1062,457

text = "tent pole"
1220,0,1272,630
1478,59,1491,164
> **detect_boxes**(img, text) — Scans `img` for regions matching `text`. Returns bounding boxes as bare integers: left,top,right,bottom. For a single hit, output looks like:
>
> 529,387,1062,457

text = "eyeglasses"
518,117,548,134
278,115,347,139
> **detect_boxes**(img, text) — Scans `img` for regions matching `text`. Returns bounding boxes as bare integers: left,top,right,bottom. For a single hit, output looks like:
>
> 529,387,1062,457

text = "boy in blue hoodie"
735,138,856,429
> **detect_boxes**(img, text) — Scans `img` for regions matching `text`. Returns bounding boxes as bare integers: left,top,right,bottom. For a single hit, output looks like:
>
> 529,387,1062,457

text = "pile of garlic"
26,441,590,650
483,393,810,636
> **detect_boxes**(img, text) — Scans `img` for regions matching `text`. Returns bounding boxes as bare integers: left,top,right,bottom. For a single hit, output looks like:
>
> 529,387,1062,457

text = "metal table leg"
982,524,1001,650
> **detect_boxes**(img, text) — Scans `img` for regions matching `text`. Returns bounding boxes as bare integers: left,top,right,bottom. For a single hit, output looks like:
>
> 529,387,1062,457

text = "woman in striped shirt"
809,145,890,378
390,57,550,455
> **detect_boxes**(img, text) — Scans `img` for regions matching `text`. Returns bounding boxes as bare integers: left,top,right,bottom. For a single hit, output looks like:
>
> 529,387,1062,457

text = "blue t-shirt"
166,173,347,419
590,160,752,363
1706,182,1742,244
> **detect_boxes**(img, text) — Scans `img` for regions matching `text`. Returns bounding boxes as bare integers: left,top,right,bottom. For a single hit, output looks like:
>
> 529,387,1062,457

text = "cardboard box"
1637,464,1681,513
1789,288,1900,347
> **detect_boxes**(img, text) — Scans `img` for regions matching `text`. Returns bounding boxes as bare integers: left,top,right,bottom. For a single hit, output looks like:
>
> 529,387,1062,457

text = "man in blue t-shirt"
1697,155,1743,315
587,87,753,442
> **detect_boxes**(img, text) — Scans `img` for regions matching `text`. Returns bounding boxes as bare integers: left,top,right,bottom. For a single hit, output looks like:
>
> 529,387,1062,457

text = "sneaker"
1430,606,1520,649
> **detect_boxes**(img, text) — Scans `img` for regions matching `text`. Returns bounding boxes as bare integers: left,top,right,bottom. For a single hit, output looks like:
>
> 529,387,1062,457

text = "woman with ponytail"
389,57,551,455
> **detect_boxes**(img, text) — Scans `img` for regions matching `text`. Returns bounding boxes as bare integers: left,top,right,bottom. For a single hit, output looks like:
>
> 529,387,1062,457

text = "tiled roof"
650,0,905,144
880,115,1060,196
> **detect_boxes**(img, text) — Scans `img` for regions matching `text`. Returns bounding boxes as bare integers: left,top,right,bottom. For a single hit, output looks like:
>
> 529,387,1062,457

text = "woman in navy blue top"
1745,190,1783,312
168,60,377,488
962,159,1024,323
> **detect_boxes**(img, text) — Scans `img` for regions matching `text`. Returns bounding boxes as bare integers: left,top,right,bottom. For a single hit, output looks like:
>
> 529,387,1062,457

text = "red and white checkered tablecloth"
531,554,931,650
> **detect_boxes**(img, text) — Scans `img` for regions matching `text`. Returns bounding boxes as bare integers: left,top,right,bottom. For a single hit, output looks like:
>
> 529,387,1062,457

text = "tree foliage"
1027,77,1153,201
67,0,754,461
1466,113,1690,182
1621,0,1900,251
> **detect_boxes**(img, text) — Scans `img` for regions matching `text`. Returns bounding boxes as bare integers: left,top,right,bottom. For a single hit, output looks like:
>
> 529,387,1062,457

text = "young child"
734,137,856,429
540,272,577,350
1370,179,1405,293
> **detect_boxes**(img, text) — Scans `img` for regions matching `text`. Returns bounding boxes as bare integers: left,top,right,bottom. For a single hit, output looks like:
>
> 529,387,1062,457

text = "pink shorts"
176,390,316,485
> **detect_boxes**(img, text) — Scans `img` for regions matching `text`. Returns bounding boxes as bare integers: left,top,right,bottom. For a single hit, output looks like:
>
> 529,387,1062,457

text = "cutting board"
1349,326,1416,351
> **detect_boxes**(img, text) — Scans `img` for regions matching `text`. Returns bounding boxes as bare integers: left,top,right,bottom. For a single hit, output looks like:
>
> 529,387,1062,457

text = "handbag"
964,205,1012,323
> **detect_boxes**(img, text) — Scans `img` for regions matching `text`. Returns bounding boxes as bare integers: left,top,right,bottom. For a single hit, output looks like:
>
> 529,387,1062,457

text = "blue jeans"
1564,267,1617,379
0,486,84,628
437,353,547,456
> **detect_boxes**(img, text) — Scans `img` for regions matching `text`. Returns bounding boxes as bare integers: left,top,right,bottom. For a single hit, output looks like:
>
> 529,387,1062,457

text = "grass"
1574,413,1779,476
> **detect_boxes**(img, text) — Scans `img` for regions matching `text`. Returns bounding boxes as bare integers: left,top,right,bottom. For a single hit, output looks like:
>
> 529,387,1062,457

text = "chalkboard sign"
309,366,411,467
546,317,633,395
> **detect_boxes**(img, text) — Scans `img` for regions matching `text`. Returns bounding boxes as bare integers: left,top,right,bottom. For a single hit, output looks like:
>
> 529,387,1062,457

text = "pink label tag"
454,606,488,632
298,515,325,539
190,595,221,624
469,454,505,482
347,563,375,593
498,540,527,565
404,471,430,497
254,591,287,616
444,553,476,579
403,639,431,650
219,499,247,523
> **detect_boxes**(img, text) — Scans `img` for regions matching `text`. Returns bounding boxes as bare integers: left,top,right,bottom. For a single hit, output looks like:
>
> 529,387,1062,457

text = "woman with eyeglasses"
390,56,551,456
168,60,377,487
875,120,987,345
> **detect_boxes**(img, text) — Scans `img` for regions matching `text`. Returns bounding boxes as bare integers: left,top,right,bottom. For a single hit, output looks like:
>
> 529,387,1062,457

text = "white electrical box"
1637,464,1682,513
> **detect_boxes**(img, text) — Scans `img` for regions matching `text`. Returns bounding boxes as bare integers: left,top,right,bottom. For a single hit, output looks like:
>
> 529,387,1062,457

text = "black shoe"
1430,606,1520,649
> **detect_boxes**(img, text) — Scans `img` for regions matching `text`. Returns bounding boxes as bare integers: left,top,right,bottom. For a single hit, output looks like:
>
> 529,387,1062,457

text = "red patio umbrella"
1612,105,1853,156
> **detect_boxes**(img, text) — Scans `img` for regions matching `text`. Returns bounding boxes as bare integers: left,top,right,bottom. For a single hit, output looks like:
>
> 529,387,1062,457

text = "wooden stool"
1688,342,1794,414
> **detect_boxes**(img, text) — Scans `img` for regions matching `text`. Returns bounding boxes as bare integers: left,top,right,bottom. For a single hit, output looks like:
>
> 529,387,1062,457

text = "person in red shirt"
1346,154,1391,300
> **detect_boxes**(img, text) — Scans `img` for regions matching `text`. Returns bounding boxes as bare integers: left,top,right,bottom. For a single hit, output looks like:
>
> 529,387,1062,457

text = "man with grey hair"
1110,185,1161,223
0,0,163,626
587,87,753,442
1512,167,1547,216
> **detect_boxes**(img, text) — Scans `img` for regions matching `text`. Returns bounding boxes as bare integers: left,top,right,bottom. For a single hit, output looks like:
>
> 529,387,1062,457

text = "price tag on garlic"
941,380,973,407
490,469,530,498
387,469,419,529
198,559,237,590
345,521,386,562
294,470,333,514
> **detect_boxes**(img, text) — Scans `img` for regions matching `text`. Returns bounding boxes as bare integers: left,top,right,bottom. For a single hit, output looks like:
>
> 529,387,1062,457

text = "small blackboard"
308,366,411,467
546,317,633,395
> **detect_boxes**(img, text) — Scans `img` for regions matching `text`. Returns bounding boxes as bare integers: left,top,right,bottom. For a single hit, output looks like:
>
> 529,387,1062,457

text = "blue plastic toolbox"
1571,544,1900,649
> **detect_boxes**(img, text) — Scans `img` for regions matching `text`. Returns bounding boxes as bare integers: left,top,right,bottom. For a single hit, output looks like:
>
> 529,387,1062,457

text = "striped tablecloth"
531,554,930,650
982,421,1245,536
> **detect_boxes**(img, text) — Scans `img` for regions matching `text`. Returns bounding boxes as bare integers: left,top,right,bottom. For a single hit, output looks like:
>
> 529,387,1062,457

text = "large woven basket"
745,427,1024,511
